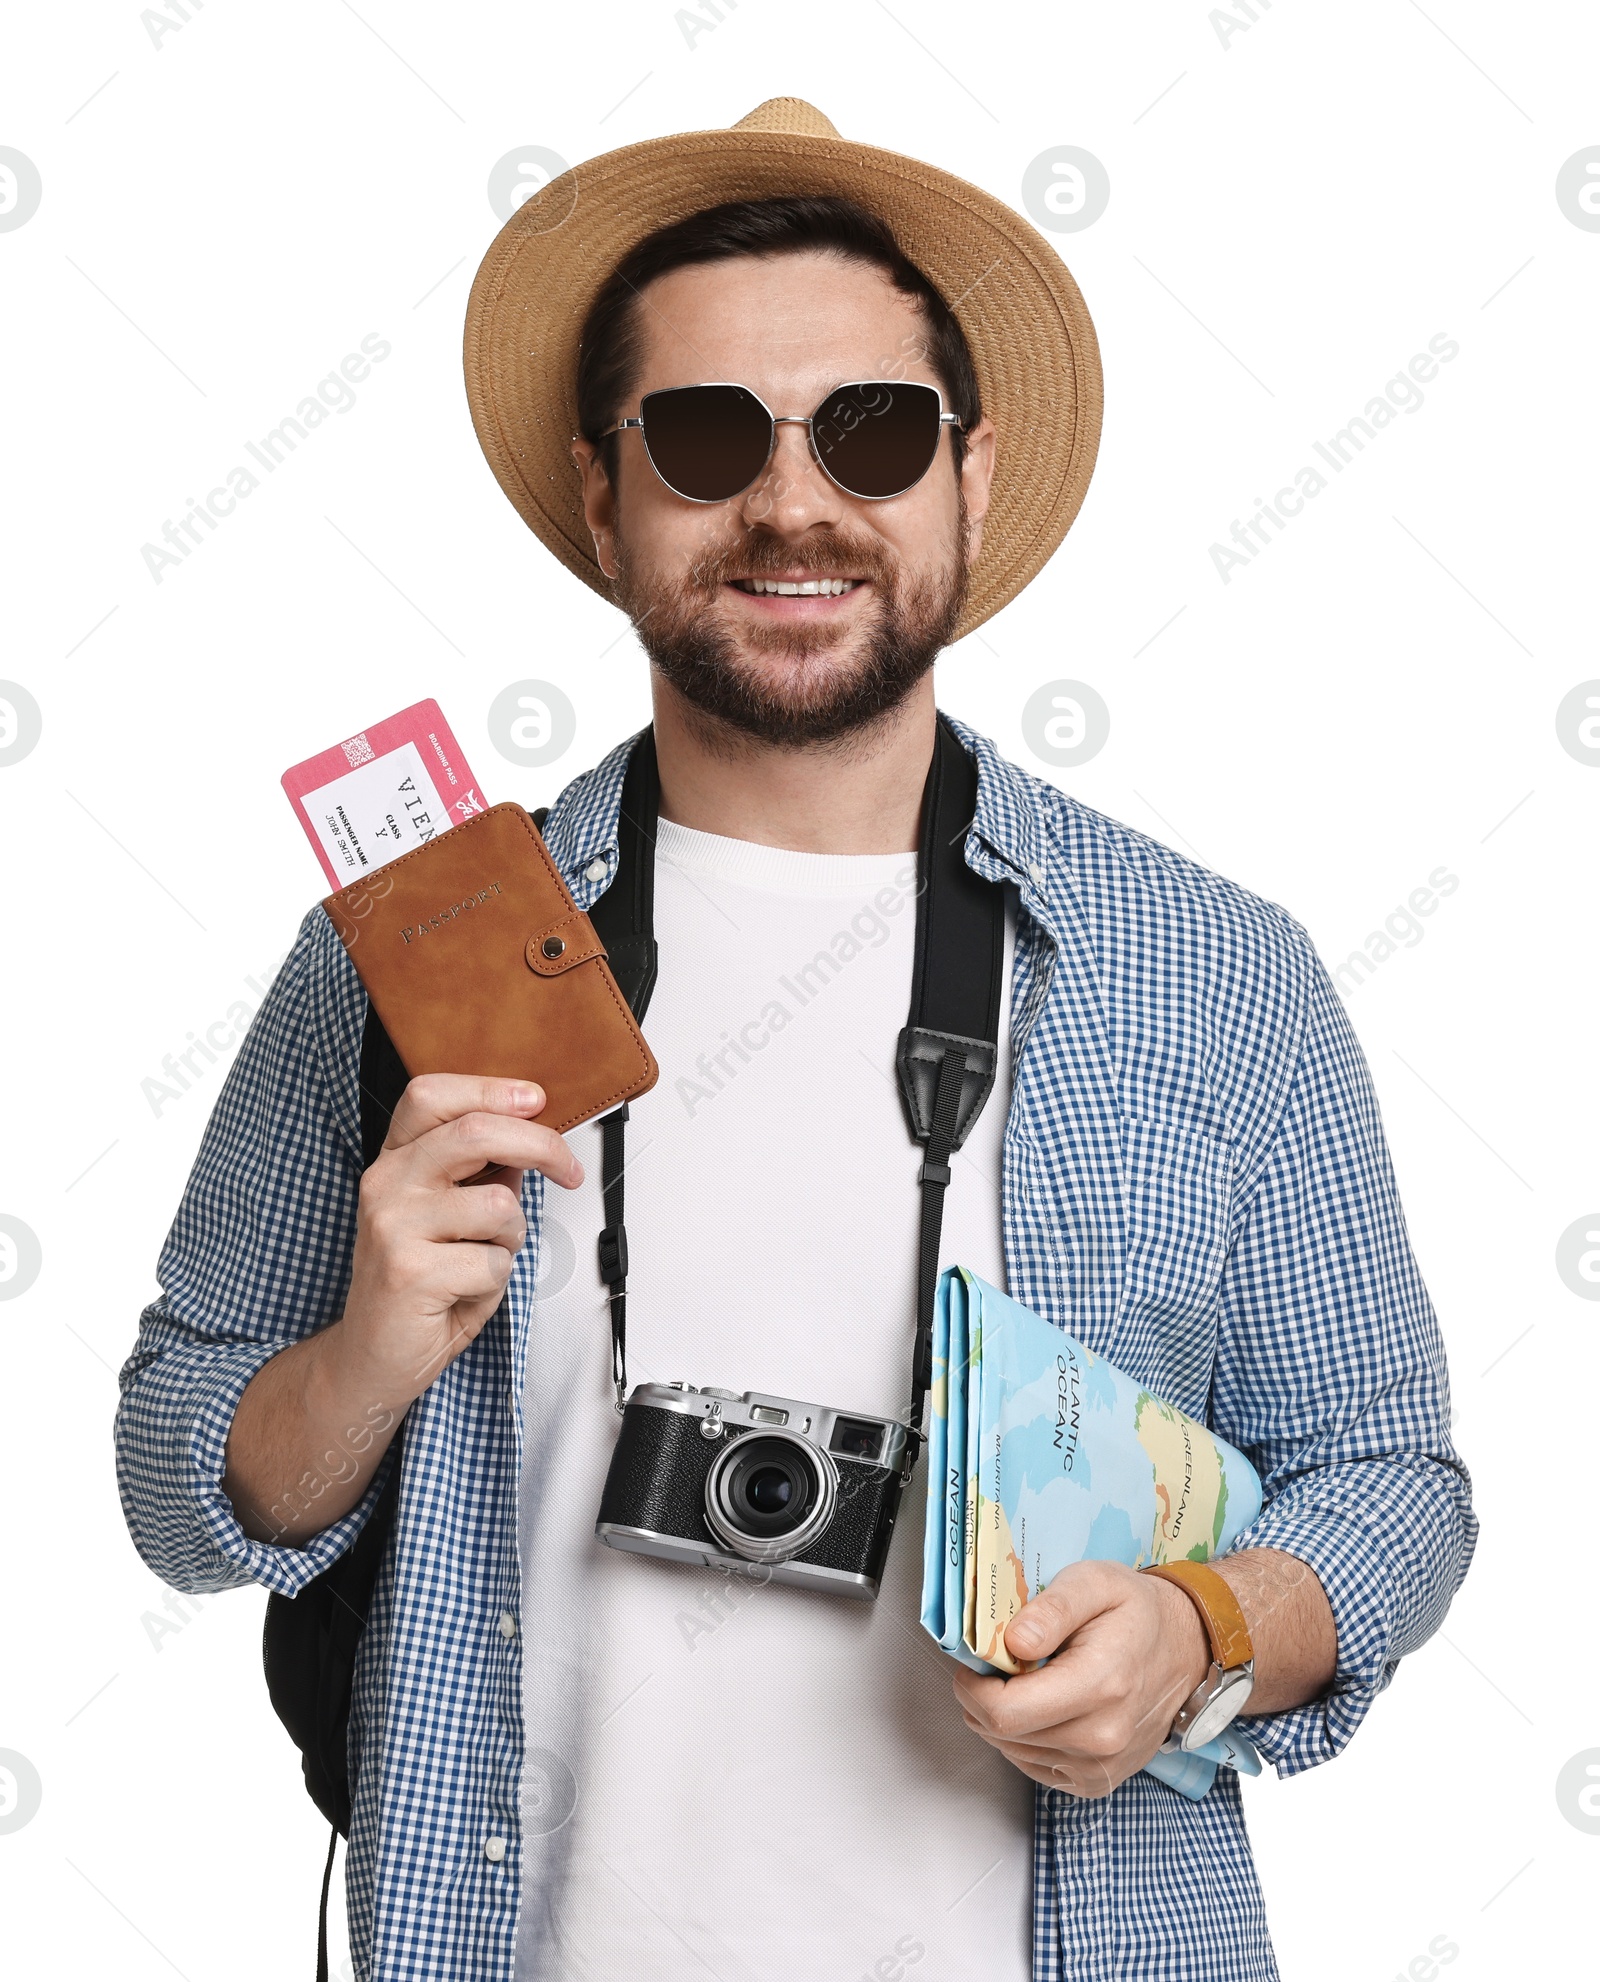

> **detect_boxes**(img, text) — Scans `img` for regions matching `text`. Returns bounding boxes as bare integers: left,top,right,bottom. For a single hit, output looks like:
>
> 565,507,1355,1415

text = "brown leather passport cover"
323,802,657,1134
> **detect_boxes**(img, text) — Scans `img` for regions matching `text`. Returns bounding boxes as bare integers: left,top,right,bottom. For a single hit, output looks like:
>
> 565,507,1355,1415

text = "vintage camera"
596,1382,910,1599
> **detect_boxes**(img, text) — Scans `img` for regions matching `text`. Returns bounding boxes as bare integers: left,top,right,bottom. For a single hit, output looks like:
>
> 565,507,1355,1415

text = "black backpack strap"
586,728,661,1023
316,1824,338,1982
356,989,409,1170
263,991,412,1980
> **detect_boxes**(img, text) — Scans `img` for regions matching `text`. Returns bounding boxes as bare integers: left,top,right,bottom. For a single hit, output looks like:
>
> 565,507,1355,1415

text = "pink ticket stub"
281,699,488,889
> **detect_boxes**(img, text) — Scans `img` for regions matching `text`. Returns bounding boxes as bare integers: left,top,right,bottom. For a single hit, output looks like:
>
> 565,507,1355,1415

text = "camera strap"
586,714,1006,1466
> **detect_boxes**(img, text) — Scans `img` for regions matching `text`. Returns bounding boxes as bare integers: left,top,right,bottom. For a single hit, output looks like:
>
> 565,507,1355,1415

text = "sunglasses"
601,379,962,505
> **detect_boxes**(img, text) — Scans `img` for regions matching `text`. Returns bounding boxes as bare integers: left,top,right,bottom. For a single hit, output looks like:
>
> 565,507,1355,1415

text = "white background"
2,2,1596,1976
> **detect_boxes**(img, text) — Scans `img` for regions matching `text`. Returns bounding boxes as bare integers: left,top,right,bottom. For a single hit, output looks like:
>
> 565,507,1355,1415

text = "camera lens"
704,1430,838,1564
726,1445,811,1536
746,1465,793,1518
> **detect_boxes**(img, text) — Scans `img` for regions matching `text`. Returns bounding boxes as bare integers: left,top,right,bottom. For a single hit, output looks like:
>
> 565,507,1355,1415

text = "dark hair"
575,195,982,485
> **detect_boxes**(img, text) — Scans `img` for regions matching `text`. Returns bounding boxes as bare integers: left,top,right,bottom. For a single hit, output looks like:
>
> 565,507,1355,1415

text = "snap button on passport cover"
322,801,657,1135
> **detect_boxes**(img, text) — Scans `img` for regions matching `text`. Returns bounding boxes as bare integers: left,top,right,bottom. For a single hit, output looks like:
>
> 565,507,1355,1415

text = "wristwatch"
1141,1560,1255,1753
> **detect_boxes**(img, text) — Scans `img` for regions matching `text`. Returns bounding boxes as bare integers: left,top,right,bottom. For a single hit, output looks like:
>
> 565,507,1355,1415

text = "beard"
611,500,971,749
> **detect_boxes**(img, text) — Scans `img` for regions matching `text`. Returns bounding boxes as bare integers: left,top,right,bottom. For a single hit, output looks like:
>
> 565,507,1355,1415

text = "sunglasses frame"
601,379,962,505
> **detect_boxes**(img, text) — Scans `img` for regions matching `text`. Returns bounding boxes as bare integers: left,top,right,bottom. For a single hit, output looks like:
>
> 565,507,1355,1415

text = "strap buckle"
898,1421,922,1485
597,1223,629,1287
896,1026,997,1154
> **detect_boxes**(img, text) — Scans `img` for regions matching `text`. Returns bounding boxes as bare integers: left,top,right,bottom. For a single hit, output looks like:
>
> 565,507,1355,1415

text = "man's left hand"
952,1560,1212,1797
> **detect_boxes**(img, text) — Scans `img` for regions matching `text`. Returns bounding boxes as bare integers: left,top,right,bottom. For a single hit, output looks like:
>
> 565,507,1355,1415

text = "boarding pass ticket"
281,699,487,889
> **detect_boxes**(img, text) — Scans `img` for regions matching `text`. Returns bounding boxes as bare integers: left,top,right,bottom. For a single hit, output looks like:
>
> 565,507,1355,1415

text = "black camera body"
596,1382,910,1599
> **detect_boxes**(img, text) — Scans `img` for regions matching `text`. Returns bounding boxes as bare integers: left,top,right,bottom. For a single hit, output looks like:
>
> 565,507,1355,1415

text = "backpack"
261,805,552,1980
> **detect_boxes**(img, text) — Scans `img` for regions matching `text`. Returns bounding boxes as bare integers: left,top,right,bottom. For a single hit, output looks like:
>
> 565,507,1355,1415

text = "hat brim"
463,125,1102,642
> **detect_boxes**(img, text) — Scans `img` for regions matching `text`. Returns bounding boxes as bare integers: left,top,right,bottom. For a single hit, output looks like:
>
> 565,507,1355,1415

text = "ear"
956,415,997,566
570,435,621,579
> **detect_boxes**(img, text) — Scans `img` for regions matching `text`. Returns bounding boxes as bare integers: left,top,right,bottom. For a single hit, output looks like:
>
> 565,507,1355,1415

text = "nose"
734,417,844,539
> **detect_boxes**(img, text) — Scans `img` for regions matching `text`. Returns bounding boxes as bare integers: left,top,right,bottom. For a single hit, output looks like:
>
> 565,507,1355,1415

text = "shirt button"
484,1835,507,1863
584,858,608,882
1028,862,1046,887
498,1611,517,1639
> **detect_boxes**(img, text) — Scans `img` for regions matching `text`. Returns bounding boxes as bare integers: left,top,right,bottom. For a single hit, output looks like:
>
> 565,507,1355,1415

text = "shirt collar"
538,727,642,912
540,710,1055,917
937,709,1052,906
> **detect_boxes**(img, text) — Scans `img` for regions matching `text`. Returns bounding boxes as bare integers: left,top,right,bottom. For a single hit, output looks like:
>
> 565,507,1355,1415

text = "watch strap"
1141,1560,1253,1670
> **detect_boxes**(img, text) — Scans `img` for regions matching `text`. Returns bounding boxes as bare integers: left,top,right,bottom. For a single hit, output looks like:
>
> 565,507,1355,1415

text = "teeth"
740,577,857,596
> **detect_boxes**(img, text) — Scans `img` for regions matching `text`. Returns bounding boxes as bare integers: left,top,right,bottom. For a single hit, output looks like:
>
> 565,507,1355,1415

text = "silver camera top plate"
629,1381,908,1474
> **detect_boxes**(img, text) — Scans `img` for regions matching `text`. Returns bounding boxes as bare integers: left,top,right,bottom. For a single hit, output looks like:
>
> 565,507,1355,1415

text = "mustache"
682,532,895,593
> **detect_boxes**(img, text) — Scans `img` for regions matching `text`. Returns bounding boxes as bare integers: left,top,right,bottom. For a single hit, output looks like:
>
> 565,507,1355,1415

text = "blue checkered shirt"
115,714,1476,1981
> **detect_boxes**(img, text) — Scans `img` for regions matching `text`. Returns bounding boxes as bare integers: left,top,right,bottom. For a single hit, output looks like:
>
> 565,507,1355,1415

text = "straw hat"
462,97,1102,641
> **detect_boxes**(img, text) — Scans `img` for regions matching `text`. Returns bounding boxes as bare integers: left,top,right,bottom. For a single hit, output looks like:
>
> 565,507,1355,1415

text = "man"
116,99,1477,1981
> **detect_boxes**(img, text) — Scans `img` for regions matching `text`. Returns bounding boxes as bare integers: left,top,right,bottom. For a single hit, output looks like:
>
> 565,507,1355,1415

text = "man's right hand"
334,1074,585,1409
222,1074,583,1547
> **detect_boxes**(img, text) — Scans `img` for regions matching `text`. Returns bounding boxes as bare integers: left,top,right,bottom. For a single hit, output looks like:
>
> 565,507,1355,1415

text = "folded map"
921,1266,1266,1801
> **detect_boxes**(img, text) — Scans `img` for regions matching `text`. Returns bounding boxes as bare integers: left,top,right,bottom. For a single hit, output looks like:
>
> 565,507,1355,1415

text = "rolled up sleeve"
114,906,385,1597
1212,948,1478,1775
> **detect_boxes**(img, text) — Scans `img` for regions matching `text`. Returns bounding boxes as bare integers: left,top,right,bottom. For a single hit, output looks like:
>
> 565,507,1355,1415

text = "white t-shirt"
514,818,1033,1982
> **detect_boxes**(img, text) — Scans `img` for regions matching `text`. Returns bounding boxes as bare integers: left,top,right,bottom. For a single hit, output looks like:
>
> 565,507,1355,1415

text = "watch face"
1182,1668,1255,1751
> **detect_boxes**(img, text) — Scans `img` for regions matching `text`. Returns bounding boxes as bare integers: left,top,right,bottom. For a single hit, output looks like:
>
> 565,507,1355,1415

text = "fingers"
951,1669,1011,1724
989,1742,1120,1799
957,1686,1150,1800
433,1239,521,1306
405,1237,521,1321
361,1197,523,1298
952,1632,1129,1744
440,1111,584,1190
385,1074,552,1147
385,1249,520,1398
393,1103,584,1191
959,1696,1143,1767
953,1660,1091,1743
1004,1559,1124,1664
407,1179,527,1252
353,1183,526,1313
954,1668,1089,1746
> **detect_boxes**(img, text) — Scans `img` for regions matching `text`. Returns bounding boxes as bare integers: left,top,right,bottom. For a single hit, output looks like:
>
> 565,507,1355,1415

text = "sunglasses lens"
639,384,772,501
811,382,945,499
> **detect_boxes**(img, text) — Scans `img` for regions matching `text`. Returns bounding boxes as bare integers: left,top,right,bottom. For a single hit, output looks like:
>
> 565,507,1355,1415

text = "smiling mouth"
729,576,863,597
